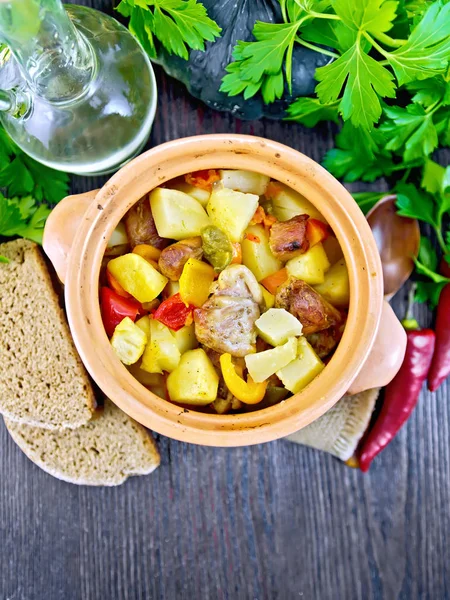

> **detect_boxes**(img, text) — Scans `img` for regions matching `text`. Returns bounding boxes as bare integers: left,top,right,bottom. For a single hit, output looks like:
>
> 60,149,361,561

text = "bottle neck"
0,0,94,103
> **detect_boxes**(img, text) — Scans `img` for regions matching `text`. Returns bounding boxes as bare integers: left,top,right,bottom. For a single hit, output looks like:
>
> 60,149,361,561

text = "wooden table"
1,2,449,598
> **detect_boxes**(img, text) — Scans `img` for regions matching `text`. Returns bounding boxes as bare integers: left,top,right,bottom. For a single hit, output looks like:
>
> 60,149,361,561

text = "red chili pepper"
357,324,435,472
428,283,450,392
100,287,141,337
153,293,194,331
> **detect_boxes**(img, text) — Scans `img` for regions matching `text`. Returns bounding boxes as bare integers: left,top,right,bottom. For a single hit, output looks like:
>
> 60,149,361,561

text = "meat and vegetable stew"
100,169,350,414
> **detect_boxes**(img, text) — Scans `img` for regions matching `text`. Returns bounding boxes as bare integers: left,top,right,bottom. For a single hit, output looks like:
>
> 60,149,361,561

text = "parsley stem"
280,0,288,23
294,36,339,58
372,32,407,48
435,226,448,254
425,99,443,114
362,32,390,58
310,12,341,20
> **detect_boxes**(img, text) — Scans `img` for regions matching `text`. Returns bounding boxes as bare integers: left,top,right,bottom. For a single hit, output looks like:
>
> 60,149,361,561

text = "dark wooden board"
1,1,449,599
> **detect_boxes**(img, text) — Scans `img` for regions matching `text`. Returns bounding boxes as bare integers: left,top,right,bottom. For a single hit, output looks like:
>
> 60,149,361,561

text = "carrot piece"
106,270,131,298
244,232,261,243
231,242,242,264
250,206,265,225
265,181,282,200
250,205,277,232
185,169,220,191
133,244,162,262
306,219,329,247
260,268,288,295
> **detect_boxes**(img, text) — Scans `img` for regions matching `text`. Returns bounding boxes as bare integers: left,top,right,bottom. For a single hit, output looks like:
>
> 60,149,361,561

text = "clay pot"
43,134,406,446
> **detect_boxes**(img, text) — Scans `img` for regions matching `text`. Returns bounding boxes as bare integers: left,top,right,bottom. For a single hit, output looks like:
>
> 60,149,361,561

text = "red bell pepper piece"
100,287,141,337
153,293,194,331
357,308,435,471
428,283,450,391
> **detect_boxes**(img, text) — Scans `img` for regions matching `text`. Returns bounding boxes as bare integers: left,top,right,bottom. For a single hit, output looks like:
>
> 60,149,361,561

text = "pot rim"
65,134,383,446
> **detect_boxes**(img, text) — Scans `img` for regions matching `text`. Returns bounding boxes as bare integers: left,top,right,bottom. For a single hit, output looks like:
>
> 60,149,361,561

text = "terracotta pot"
43,134,406,446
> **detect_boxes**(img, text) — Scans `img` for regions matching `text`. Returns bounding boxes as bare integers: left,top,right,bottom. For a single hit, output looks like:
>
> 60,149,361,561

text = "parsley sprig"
222,0,450,132
116,0,221,60
0,126,69,262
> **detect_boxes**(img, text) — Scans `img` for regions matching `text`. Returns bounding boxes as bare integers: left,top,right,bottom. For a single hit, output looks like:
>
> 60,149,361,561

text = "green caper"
201,225,233,272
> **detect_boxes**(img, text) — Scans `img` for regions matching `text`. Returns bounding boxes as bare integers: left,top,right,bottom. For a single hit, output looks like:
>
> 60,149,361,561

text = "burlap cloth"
285,388,380,461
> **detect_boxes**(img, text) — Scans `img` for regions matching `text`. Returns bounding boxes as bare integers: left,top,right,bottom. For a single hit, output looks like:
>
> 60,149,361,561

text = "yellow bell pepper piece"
219,353,267,405
133,244,162,262
259,284,275,309
179,258,215,307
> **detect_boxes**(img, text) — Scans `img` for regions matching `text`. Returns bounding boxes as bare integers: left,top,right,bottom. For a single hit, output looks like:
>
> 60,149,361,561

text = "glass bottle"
0,0,157,175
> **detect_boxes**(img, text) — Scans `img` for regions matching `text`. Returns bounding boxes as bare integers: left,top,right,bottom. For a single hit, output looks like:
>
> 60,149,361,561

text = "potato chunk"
245,337,297,383
277,337,325,393
172,324,198,354
107,222,128,248
141,319,181,374
167,349,219,405
169,181,210,206
107,253,168,303
111,317,147,365
267,182,326,223
314,259,350,308
259,284,275,309
219,170,270,195
207,187,259,242
150,187,210,240
241,224,282,282
286,243,330,285
256,308,302,346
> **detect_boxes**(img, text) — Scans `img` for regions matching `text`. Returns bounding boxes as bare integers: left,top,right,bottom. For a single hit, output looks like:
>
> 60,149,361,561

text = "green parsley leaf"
395,182,439,227
117,0,221,61
333,0,398,37
406,77,450,107
0,126,69,204
385,1,450,85
315,44,396,130
0,255,9,264
20,155,69,204
0,193,50,244
414,280,447,308
418,235,438,271
221,21,300,103
379,104,438,161
0,156,34,197
322,122,395,181
421,158,446,195
285,97,340,126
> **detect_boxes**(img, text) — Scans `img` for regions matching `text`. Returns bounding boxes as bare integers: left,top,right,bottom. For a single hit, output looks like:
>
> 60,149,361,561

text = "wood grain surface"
1,1,449,599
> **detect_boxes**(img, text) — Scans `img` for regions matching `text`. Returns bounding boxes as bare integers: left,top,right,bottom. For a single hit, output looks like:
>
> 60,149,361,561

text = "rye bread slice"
0,239,95,429
4,399,160,485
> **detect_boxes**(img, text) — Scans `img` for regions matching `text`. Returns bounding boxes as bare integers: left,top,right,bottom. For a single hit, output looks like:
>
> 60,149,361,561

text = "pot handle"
43,190,99,284
347,301,407,395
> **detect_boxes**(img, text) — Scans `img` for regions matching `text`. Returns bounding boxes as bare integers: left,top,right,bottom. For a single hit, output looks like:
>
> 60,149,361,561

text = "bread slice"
0,239,96,429
4,399,160,485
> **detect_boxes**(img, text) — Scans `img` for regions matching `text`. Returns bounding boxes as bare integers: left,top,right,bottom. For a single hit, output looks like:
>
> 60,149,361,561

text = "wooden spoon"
366,194,420,299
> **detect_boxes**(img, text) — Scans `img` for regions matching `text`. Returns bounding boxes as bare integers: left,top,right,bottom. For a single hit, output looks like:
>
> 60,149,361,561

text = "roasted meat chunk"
306,323,345,359
269,214,309,260
125,195,168,250
194,265,262,357
158,237,203,281
275,277,341,335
